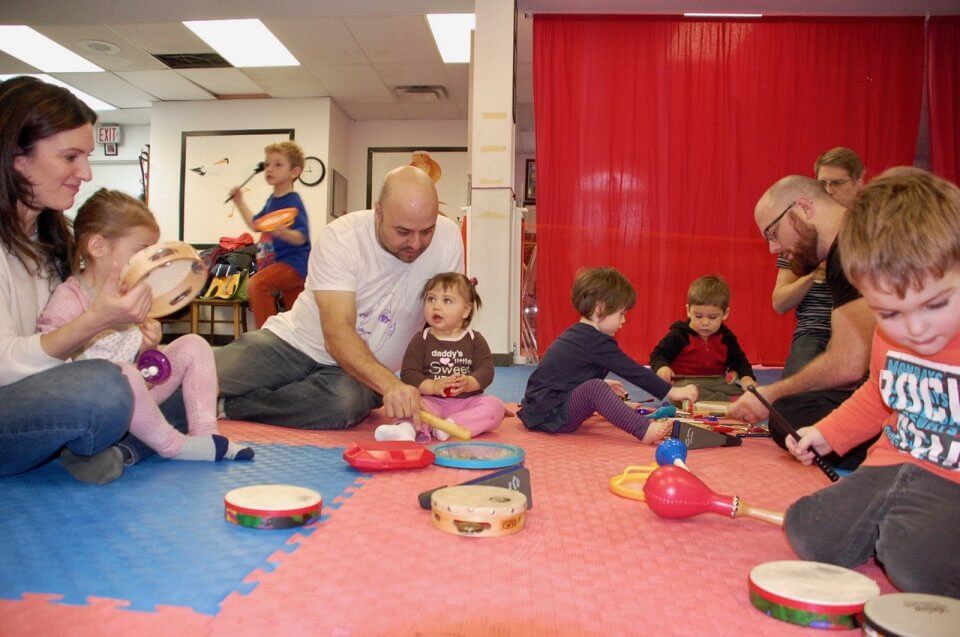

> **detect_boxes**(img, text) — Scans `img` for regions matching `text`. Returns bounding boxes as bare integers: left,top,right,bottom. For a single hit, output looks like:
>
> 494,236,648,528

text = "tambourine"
431,442,524,469
430,486,526,538
224,484,322,530
122,241,207,318
862,593,960,637
748,561,880,630
253,207,298,232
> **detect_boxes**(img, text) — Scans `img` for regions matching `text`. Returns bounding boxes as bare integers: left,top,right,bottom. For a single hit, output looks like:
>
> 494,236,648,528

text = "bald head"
374,165,441,263
754,175,832,228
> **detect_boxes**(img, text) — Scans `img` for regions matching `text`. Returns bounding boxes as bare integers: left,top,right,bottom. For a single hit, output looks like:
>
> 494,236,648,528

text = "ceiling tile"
311,65,394,103
266,18,368,66
34,25,168,72
343,15,440,65
107,22,213,55
116,70,215,100
242,66,330,98
177,68,266,96
339,102,406,120
51,72,157,108
0,51,41,74
398,100,463,119
375,63,448,89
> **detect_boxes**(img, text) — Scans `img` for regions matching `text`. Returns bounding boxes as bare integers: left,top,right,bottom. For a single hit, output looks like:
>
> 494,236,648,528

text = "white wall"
346,119,467,214
69,124,150,218
327,101,352,223
149,98,331,244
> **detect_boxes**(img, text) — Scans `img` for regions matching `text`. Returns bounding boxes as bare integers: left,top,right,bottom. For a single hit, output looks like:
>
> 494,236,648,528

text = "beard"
787,215,821,276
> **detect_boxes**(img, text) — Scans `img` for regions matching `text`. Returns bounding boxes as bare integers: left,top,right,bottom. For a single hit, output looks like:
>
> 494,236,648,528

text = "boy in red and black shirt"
649,274,756,401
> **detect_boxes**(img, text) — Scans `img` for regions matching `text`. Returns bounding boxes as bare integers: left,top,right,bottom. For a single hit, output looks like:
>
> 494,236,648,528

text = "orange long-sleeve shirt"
816,328,960,485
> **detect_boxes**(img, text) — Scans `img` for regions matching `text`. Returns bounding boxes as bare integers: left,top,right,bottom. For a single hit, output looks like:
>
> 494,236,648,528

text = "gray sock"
60,447,124,485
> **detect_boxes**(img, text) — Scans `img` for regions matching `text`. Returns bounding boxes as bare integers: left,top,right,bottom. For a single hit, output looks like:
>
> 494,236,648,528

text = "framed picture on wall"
103,142,119,157
179,129,294,244
329,169,348,222
366,146,469,222
524,158,536,205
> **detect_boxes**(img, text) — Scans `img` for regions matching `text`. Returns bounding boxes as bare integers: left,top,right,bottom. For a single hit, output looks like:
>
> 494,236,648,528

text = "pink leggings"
118,334,219,458
420,394,505,437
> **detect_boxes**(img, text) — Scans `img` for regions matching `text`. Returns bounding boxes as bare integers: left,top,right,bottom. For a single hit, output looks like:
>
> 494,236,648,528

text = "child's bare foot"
640,420,671,444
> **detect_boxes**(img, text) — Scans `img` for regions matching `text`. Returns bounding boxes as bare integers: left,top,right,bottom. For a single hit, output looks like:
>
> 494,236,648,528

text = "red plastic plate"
343,441,436,471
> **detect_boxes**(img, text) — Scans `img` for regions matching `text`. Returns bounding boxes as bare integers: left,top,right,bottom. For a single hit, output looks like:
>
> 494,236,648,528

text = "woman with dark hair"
0,76,151,483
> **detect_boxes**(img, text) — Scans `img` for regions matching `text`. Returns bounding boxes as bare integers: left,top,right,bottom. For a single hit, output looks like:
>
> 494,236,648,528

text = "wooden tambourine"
862,593,960,637
122,241,207,318
253,207,298,232
224,484,322,530
430,486,526,538
749,561,880,630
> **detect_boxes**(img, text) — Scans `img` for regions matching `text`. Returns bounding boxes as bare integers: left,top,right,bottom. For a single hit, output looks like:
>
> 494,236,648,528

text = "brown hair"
73,189,159,273
265,141,305,171
840,167,960,297
571,267,636,319
0,76,97,281
814,147,864,181
688,274,730,310
421,272,482,326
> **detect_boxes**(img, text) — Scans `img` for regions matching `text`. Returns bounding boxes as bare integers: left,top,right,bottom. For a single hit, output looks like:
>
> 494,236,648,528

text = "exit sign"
97,124,121,144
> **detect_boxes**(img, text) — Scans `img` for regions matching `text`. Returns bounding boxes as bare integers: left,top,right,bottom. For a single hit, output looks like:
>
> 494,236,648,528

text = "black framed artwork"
524,158,536,205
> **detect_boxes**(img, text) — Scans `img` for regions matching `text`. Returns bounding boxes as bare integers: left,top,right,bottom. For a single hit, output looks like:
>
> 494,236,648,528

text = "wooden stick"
747,385,839,482
734,499,785,527
420,410,472,440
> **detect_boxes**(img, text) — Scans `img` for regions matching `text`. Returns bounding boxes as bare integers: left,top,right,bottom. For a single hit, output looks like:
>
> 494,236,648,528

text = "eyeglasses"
763,201,797,242
819,178,850,189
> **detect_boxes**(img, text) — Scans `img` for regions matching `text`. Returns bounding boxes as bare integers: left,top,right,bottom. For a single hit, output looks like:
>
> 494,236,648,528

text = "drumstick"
419,410,472,440
223,161,266,203
747,385,839,483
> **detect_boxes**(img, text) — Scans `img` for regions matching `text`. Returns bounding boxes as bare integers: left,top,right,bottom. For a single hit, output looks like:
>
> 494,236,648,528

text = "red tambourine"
343,441,435,471
253,207,298,232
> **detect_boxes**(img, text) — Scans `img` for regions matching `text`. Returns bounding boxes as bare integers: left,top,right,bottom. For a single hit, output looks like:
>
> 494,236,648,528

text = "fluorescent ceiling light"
183,19,298,67
427,14,475,63
0,26,103,72
684,13,763,18
0,74,116,110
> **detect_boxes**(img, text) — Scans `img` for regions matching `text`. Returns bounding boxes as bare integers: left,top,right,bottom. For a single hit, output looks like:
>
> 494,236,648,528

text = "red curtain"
928,16,960,183
533,16,924,365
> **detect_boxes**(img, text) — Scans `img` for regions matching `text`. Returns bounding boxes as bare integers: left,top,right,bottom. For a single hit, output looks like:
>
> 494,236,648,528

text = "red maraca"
642,466,784,526
137,349,171,383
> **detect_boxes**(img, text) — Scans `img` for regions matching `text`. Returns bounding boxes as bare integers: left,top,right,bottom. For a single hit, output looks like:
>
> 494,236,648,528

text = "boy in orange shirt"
786,167,960,596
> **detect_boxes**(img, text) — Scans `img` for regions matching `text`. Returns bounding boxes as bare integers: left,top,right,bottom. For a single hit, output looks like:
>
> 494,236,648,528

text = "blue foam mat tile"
0,444,369,615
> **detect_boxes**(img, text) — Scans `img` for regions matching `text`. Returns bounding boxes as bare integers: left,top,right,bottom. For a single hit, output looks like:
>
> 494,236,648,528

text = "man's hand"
382,380,423,426
728,387,771,423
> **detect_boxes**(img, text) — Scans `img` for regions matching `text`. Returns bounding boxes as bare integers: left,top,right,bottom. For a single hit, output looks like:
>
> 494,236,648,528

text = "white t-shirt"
265,210,464,371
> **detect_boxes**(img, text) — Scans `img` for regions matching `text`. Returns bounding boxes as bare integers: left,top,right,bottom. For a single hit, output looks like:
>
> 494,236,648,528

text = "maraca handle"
735,502,785,527
420,410,472,440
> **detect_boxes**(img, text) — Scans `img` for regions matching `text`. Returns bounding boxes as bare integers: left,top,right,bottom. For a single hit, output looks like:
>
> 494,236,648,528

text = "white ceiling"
1,0,956,153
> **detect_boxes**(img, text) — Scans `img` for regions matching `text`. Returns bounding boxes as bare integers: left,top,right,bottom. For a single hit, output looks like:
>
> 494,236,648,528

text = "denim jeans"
0,360,133,476
785,463,960,597
771,388,877,471
783,331,830,378
217,329,381,429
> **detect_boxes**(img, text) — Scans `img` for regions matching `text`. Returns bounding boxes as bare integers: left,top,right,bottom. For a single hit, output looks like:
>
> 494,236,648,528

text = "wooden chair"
190,298,248,343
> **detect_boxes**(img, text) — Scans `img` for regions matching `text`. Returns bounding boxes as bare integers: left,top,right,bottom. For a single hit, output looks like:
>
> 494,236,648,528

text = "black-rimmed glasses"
763,201,797,242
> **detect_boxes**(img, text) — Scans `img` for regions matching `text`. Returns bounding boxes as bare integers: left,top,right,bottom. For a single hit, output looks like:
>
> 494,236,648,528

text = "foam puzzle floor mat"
0,412,897,636
0,444,369,615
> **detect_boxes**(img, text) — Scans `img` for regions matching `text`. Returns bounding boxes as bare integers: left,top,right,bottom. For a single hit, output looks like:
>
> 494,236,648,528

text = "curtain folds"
533,15,924,365
928,16,960,184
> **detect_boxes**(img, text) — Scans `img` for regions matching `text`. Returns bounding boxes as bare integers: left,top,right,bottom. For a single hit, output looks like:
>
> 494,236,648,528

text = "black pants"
770,389,878,471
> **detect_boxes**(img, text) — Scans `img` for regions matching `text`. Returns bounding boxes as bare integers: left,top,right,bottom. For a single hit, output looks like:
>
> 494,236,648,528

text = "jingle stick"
420,410,472,440
746,385,839,482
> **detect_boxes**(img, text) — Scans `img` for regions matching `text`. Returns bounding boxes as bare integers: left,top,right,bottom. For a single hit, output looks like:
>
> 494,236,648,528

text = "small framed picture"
524,158,536,205
103,142,119,156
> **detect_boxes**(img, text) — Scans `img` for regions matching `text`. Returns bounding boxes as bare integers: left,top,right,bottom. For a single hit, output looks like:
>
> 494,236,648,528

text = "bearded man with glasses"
729,175,878,471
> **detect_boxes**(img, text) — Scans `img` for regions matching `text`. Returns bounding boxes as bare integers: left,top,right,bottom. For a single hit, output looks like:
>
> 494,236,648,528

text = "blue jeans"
783,330,830,378
217,329,381,429
785,463,960,596
0,360,133,476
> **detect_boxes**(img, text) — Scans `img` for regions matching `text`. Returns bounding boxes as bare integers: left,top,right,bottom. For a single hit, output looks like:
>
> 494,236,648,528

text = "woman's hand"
88,260,152,330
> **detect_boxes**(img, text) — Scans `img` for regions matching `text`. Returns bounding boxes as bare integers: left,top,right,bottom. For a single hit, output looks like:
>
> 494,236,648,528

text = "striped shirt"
776,255,832,340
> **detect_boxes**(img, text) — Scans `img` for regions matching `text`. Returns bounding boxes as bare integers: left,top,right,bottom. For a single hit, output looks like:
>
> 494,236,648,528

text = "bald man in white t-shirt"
214,166,464,429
